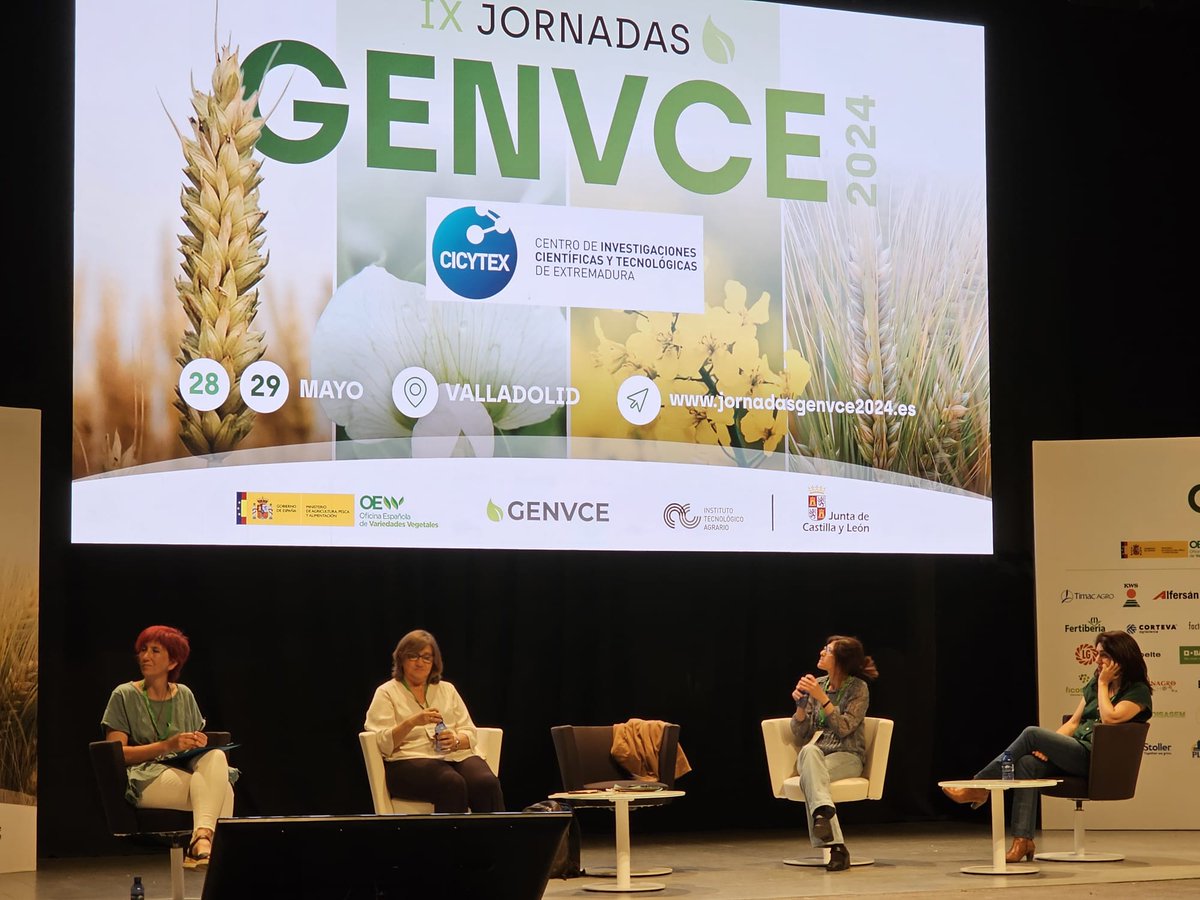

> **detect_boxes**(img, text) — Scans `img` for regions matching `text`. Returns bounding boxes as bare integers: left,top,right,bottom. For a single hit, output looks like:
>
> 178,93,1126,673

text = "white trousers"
136,748,234,835
797,744,862,847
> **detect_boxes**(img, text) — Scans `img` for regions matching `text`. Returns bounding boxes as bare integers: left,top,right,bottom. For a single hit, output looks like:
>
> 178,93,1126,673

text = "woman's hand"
408,707,443,728
797,674,828,705
791,681,809,704
166,731,207,752
435,729,458,752
1097,659,1120,687
1032,750,1048,762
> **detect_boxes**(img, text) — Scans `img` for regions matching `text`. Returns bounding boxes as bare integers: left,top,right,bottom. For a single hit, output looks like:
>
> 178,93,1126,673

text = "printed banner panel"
0,406,40,873
1033,437,1200,830
72,1,990,553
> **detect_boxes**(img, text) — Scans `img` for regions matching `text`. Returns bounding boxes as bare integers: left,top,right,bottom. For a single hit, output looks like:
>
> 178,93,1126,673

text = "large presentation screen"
72,1,991,553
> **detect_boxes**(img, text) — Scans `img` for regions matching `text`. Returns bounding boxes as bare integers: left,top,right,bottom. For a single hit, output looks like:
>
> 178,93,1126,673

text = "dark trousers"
384,755,505,813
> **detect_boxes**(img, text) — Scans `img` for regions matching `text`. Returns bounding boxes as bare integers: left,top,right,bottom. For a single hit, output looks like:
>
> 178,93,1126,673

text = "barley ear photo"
172,42,268,456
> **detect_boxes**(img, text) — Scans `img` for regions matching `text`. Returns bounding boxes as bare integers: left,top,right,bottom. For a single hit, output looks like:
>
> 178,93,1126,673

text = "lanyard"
817,680,847,727
140,682,175,742
400,679,430,709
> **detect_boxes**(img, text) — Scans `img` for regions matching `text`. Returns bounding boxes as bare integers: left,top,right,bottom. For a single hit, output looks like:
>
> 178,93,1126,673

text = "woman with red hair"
101,625,238,864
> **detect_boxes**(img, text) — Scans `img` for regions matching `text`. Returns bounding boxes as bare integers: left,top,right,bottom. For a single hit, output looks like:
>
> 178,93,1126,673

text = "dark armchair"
1035,721,1150,862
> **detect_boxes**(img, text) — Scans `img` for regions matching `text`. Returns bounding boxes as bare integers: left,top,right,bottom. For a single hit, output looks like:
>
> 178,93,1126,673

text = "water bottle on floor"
130,875,145,899
1000,751,1014,781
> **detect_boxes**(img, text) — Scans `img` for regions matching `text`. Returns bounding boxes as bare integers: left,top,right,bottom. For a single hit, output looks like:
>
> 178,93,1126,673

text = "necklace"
140,681,175,742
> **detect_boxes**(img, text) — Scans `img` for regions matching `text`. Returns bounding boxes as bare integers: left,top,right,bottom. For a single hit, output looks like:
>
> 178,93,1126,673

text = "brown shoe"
941,786,988,809
1006,837,1035,863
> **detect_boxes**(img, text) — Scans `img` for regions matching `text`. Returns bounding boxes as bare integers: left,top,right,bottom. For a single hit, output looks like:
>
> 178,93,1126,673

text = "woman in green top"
942,630,1152,863
101,626,238,864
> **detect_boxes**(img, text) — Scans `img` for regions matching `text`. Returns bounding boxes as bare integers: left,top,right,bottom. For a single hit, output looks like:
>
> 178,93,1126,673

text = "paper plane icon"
626,388,650,413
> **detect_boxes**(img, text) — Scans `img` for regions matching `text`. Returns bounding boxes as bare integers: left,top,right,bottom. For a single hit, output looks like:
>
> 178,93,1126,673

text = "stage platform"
2,823,1197,899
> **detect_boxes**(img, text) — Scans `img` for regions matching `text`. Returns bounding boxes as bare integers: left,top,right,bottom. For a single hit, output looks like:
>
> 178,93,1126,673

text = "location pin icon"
404,376,427,408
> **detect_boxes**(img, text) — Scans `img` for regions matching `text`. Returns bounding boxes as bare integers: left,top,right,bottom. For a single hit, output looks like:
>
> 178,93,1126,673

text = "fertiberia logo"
432,206,518,299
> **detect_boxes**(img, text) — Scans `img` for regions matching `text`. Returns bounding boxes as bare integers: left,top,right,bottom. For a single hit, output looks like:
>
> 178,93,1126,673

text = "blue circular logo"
431,206,518,300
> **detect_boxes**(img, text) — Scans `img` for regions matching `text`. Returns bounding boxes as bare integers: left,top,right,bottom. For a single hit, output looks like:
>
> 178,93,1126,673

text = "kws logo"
432,206,518,299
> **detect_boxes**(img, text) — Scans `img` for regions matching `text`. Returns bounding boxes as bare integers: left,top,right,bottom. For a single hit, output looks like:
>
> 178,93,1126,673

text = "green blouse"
101,681,239,804
1073,675,1152,748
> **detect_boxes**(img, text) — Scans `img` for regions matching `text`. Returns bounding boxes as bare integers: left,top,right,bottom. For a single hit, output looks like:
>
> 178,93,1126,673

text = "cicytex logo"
432,206,518,299
360,495,405,510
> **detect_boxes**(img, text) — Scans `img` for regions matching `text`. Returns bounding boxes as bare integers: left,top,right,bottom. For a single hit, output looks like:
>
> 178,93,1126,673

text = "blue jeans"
973,726,1090,838
797,745,863,847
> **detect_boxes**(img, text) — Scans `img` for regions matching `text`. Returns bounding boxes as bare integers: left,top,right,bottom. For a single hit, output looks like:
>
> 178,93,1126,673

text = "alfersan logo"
1064,616,1104,634
432,206,518,299
488,499,611,523
663,502,700,529
1061,589,1115,603
1154,590,1200,600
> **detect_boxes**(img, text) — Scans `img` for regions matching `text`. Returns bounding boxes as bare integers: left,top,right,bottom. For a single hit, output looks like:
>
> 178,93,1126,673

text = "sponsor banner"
73,457,989,552
0,407,40,873
1033,437,1200,830
426,198,703,310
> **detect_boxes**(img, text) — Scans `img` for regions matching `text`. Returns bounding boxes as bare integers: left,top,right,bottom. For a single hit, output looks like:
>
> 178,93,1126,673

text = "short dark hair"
135,625,190,682
392,630,444,684
826,634,879,681
1095,630,1151,692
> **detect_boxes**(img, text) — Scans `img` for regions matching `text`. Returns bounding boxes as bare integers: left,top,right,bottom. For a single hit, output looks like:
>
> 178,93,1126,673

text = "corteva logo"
1154,590,1200,600
1127,623,1178,634
487,499,611,523
1180,646,1200,664
360,495,404,510
432,206,518,299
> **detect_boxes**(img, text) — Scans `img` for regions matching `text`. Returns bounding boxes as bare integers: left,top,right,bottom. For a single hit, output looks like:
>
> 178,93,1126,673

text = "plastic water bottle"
434,720,447,751
1000,751,1015,781
130,875,145,899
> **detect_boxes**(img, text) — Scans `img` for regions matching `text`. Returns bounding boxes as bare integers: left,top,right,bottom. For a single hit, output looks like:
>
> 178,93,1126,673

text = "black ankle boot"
811,806,835,842
827,843,850,871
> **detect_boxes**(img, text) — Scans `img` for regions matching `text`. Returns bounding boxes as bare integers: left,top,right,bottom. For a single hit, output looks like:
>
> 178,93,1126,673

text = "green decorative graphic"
702,16,735,64
486,500,504,523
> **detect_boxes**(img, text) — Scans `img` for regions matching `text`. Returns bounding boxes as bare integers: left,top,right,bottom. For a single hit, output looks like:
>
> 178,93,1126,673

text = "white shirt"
364,679,480,763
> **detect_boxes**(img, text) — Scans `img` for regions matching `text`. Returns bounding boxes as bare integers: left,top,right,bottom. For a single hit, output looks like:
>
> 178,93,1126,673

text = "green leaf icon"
702,16,735,64
486,499,503,522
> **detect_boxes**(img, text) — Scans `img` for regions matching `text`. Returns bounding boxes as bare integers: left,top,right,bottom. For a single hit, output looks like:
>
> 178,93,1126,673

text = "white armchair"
358,728,503,814
761,715,893,866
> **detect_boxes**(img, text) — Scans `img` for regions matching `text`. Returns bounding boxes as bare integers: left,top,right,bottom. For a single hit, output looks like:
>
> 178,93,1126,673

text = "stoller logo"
663,502,700,529
1064,616,1104,634
432,206,518,299
1180,646,1200,665
1143,742,1172,756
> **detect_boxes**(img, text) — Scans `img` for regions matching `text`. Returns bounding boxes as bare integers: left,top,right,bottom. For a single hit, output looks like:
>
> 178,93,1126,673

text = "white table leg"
583,798,666,892
959,787,1038,875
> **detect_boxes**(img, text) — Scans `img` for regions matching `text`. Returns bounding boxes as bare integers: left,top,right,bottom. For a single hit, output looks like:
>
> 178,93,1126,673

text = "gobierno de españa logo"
432,206,518,299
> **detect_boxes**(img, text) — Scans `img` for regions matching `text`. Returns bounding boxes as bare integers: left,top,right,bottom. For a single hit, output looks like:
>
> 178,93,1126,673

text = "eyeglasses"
404,653,435,664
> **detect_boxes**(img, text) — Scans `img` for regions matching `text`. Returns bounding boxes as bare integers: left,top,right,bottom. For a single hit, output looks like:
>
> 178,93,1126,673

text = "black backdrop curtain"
9,0,1197,856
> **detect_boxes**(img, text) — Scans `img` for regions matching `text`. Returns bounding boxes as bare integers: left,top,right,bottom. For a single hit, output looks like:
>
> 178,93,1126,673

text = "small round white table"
548,789,685,892
938,778,1061,874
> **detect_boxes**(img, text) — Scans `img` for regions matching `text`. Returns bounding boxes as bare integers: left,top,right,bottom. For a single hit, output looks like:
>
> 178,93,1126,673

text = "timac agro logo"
1064,617,1104,634
1180,646,1200,665
486,498,610,524
1060,588,1115,603
663,502,701,529
432,206,517,299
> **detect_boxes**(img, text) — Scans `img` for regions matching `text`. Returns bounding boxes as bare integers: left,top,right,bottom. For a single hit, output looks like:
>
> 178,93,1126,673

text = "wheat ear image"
172,42,268,455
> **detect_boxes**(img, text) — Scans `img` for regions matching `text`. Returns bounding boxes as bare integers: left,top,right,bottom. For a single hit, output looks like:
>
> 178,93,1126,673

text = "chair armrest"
475,727,503,776
760,718,798,799
358,731,395,815
89,740,139,834
203,731,232,748
1087,722,1149,800
862,718,893,800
